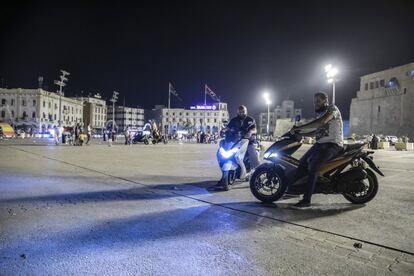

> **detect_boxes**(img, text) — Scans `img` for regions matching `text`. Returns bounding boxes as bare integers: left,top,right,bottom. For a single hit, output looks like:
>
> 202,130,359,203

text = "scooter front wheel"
221,170,235,191
249,166,287,203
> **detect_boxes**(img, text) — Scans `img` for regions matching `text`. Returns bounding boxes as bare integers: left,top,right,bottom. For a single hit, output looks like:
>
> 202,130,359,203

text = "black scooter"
249,121,384,204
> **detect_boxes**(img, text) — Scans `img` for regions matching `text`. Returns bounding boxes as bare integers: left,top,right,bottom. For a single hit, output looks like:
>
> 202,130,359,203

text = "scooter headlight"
219,147,239,159
263,152,278,159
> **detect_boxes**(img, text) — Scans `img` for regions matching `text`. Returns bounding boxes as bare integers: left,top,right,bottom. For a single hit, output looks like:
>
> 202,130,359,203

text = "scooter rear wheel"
342,169,378,204
249,166,287,203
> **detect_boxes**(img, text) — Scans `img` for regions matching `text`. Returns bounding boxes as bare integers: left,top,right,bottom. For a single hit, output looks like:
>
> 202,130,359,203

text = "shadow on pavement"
218,201,365,223
0,181,213,205
0,200,364,268
0,205,257,263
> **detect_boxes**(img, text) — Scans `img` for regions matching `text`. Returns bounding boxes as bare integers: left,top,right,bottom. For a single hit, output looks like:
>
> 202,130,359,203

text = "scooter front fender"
255,161,285,171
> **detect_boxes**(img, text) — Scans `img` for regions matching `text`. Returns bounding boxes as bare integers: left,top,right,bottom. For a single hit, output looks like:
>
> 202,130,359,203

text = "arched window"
1,110,5,117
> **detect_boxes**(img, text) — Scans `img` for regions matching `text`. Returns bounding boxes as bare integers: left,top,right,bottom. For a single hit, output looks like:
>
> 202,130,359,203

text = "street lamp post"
325,64,339,105
263,92,271,140
109,91,119,146
54,70,70,126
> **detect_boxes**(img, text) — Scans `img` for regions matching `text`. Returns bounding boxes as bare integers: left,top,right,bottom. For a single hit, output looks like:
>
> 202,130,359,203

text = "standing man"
86,124,92,145
124,126,130,145
53,125,60,145
291,92,343,208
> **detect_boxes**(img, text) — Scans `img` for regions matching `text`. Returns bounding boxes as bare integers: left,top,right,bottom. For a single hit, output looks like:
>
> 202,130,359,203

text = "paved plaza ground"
0,138,413,275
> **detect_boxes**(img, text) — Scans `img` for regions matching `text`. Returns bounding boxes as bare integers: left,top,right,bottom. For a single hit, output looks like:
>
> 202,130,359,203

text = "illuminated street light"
263,91,272,139
54,69,70,125
324,64,339,105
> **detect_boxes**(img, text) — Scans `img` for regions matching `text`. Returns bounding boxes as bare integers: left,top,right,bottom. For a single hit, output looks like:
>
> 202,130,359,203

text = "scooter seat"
340,143,365,154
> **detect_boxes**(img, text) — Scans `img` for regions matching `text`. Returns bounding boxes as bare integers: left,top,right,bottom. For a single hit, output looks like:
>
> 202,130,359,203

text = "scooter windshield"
224,130,243,146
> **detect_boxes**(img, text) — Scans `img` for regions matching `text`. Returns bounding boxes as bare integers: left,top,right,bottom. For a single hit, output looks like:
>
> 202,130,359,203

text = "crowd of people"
55,123,92,146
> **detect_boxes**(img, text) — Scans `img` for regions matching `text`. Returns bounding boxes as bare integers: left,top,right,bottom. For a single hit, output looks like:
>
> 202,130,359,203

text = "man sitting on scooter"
211,105,261,190
227,105,260,171
291,92,343,208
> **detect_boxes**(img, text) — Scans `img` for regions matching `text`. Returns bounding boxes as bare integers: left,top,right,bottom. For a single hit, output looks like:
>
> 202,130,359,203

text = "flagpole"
204,84,207,133
168,82,171,136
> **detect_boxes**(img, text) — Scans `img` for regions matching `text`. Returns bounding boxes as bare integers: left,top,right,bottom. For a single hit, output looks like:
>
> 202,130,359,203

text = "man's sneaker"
292,199,311,208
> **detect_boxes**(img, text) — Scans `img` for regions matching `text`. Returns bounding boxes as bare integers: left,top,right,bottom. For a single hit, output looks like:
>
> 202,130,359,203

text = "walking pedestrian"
53,125,59,145
86,124,92,145
79,130,85,146
124,127,131,145
74,123,80,146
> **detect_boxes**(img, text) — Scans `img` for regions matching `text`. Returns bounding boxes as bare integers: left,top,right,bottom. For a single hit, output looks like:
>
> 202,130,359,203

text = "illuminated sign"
190,105,217,110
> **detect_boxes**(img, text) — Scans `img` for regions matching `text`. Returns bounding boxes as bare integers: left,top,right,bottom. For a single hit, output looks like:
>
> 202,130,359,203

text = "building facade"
349,62,414,139
0,88,83,131
77,94,107,131
259,100,302,136
152,102,230,134
107,105,145,131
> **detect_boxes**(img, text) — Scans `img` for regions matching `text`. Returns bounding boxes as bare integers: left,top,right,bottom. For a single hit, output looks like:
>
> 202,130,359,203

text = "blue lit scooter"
216,129,256,190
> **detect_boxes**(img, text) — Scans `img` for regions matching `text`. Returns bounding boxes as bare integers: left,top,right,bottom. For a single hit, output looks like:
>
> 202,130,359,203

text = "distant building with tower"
350,62,414,139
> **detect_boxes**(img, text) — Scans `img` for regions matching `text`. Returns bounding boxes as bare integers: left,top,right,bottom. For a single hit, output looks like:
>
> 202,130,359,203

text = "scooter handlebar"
282,129,303,141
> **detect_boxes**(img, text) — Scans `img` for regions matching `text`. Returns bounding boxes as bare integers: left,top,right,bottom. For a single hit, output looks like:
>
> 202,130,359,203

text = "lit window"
386,77,398,88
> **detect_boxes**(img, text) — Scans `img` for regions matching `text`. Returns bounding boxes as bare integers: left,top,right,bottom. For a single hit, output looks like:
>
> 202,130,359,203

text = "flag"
205,84,220,102
169,82,182,101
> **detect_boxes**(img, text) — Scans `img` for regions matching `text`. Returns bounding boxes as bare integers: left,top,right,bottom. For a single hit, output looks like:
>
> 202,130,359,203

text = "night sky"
1,0,413,119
